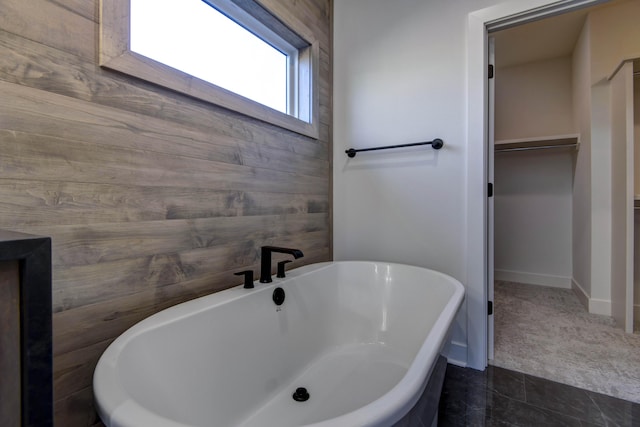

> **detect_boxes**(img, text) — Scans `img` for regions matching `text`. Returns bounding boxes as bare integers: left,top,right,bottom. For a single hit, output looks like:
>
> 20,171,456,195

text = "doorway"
485,0,640,403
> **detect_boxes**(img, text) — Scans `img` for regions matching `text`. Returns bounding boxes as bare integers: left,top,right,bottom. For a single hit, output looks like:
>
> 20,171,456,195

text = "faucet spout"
260,246,304,283
266,246,303,259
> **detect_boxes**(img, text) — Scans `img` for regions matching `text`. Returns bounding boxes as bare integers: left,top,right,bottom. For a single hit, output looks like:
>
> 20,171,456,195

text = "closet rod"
495,143,578,153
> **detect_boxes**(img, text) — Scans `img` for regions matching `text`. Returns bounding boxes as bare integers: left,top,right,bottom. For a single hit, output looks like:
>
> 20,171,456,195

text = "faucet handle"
234,270,254,289
276,260,293,278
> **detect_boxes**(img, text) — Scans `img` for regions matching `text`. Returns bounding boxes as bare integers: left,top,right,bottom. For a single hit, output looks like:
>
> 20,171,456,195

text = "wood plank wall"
0,0,332,425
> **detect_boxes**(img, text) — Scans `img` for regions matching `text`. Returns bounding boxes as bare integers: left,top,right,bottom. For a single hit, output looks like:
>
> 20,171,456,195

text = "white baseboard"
571,278,611,316
571,279,589,311
495,269,571,289
589,298,611,316
445,340,467,367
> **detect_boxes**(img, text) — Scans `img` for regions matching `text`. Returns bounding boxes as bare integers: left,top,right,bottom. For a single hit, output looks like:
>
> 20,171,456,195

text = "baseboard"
635,305,640,331
571,278,611,316
495,269,571,289
571,279,589,311
445,340,467,367
589,298,611,316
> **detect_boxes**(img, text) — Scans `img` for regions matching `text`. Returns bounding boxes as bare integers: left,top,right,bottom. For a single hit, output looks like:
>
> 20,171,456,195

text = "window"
100,0,318,138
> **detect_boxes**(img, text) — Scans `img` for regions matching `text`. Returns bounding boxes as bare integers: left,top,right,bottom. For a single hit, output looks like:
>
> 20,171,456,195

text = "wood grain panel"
0,0,332,425
0,261,20,427
51,0,97,21
0,73,328,162
54,386,100,427
0,0,95,60
52,230,329,311
53,338,113,400
43,213,328,267
0,130,327,194
52,242,330,356
261,0,330,46
0,29,329,161
0,181,328,227
0,81,328,177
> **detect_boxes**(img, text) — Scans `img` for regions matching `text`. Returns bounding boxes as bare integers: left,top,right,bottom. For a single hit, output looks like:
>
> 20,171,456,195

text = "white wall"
589,0,640,84
588,0,640,317
572,19,593,301
589,81,612,309
495,57,575,141
635,74,640,194
333,0,477,271
333,0,634,370
609,61,633,330
635,210,640,330
572,1,640,315
634,73,639,330
333,0,500,368
493,56,574,287
494,150,574,287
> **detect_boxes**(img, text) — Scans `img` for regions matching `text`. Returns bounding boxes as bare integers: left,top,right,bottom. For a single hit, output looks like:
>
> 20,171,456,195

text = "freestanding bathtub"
94,261,465,427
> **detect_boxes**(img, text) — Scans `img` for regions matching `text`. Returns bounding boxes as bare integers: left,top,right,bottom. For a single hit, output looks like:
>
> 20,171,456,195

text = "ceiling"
493,0,628,68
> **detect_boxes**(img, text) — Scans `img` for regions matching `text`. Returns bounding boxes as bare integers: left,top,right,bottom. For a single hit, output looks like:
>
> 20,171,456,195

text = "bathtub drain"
292,387,310,402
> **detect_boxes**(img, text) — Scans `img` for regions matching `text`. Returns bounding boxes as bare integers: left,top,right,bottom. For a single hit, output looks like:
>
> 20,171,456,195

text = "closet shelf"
495,134,580,153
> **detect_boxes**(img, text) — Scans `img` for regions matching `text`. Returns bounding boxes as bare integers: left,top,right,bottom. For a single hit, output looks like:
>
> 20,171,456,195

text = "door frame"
487,36,495,362
465,0,611,370
609,60,635,333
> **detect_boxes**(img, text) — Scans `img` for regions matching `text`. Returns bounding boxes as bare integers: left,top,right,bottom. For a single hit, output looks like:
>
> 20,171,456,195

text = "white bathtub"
94,261,465,427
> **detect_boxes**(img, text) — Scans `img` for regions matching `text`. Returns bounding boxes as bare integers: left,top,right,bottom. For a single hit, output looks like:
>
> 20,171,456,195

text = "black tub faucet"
234,270,254,289
260,246,304,283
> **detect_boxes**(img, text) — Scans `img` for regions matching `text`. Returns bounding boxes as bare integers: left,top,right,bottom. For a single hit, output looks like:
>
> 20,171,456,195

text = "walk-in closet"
489,0,640,404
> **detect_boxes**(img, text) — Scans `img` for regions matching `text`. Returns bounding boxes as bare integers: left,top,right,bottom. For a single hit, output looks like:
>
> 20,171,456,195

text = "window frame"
100,0,319,138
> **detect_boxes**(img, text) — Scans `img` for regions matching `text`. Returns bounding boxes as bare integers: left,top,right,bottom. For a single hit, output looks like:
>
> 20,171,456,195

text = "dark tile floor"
438,364,640,427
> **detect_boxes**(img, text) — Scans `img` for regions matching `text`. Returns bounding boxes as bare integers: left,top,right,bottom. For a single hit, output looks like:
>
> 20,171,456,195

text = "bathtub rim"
94,262,337,427
93,260,465,427
297,262,464,427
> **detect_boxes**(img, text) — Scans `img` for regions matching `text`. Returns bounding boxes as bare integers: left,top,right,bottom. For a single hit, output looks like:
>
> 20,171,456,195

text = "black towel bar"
345,138,443,158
